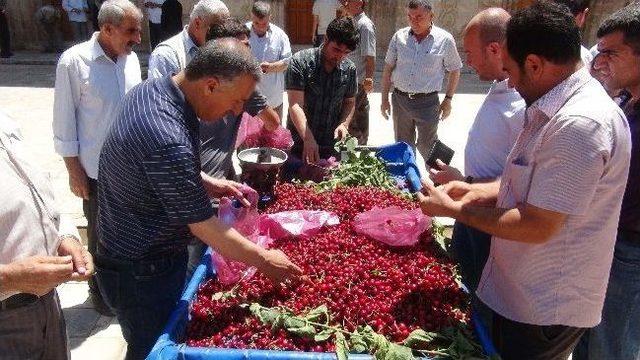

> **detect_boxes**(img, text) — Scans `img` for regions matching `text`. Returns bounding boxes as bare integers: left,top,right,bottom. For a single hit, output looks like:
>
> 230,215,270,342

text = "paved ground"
0,57,491,359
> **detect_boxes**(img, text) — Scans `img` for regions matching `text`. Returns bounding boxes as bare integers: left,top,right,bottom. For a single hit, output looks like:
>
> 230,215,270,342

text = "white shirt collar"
182,26,198,54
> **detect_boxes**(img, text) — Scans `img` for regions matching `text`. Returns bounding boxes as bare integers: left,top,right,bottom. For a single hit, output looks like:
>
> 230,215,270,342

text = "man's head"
344,0,365,16
188,0,230,46
406,0,434,36
184,38,262,120
206,17,251,47
251,1,271,37
502,1,582,104
463,8,510,81
97,0,143,55
550,0,590,28
593,3,640,95
322,16,359,68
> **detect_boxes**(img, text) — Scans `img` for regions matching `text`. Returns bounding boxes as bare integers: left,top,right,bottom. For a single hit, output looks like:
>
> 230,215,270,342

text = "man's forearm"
445,70,461,97
289,103,313,140
270,60,289,73
364,56,375,79
257,106,281,131
381,64,393,98
63,156,83,174
339,97,356,127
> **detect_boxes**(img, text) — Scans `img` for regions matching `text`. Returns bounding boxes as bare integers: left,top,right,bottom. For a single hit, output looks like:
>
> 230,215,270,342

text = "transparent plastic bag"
258,210,340,240
353,207,430,247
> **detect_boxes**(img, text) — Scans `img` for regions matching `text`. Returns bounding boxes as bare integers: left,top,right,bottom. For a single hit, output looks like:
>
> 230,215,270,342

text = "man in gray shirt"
344,0,376,145
381,0,462,164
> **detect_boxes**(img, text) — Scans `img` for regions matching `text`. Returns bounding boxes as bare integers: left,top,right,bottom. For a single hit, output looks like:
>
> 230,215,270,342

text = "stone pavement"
0,57,491,359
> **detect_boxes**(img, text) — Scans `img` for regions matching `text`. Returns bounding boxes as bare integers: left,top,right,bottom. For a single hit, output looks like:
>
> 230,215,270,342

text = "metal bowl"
237,147,288,171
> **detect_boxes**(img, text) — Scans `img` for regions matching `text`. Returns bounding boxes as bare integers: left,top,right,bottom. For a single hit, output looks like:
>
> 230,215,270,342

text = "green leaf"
349,329,369,353
402,329,440,348
314,328,335,342
288,324,317,338
305,305,329,323
335,332,350,360
284,316,307,329
382,343,415,360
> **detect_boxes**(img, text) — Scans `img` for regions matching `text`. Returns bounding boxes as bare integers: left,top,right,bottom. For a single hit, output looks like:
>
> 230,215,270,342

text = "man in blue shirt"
97,39,302,360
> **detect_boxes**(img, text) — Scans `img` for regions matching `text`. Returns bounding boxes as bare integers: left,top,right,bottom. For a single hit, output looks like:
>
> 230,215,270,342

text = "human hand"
67,165,89,200
363,78,374,93
439,98,452,120
381,97,391,120
3,256,76,296
260,62,274,74
428,159,464,185
257,249,303,284
201,175,254,207
333,123,349,141
442,180,496,206
416,179,460,218
57,236,94,280
303,137,320,164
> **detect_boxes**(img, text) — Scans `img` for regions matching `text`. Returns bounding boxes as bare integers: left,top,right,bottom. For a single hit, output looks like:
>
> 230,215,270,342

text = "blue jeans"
452,222,492,329
95,249,187,360
574,230,640,360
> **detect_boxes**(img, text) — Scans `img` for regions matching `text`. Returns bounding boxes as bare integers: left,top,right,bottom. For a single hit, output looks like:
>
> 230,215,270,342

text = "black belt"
394,89,437,99
0,293,39,311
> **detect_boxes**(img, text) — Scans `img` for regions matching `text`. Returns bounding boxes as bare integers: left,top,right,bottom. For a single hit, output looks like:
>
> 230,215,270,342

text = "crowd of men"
0,0,638,359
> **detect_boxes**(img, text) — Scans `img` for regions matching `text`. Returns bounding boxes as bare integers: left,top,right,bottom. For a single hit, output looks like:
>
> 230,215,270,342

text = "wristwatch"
444,95,453,100
465,175,474,184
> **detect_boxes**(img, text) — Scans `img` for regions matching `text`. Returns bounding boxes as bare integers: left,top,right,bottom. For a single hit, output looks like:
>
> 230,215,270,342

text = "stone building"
3,0,629,53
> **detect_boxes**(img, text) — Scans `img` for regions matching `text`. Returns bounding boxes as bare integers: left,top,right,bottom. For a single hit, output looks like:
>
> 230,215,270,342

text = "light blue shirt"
347,12,376,84
464,79,525,179
52,33,142,179
385,26,462,94
247,22,291,108
62,0,88,23
148,27,199,79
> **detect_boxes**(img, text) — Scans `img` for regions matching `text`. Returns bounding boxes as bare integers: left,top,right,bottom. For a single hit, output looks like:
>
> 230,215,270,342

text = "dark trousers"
0,291,69,360
83,178,100,295
492,311,586,360
348,86,370,145
391,91,440,165
95,249,187,360
451,222,492,328
0,11,11,57
149,21,162,50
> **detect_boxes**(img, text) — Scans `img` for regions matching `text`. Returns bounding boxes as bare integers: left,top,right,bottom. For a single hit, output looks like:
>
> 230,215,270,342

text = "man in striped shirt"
418,2,631,359
97,39,302,360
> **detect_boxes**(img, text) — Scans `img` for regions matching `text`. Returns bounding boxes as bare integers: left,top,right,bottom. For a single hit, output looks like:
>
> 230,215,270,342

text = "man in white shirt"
428,8,525,325
418,2,631,358
0,111,94,360
62,0,91,42
381,0,462,166
142,0,165,50
312,0,338,47
247,1,291,119
52,0,142,315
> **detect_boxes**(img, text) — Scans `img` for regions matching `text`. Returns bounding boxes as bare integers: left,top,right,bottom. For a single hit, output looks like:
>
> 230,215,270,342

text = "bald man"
429,8,525,298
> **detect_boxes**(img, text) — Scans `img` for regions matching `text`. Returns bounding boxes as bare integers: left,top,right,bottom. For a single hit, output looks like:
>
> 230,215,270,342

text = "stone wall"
2,0,630,52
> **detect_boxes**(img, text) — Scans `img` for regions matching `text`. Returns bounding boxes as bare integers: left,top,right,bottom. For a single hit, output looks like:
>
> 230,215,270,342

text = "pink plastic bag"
235,113,293,150
353,207,430,247
214,186,266,285
258,210,340,240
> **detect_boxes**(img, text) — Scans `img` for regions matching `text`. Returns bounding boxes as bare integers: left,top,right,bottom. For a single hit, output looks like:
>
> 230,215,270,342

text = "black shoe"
89,291,114,317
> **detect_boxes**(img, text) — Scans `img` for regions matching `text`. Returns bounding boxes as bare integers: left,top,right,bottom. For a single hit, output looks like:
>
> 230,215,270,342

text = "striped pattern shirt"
477,68,632,327
98,76,214,260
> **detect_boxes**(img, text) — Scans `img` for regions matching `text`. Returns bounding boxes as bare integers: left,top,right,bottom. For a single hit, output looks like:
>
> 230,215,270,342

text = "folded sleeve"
52,54,81,157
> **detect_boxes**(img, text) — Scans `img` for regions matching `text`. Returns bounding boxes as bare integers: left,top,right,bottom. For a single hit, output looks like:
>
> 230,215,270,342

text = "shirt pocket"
497,161,534,209
422,53,444,76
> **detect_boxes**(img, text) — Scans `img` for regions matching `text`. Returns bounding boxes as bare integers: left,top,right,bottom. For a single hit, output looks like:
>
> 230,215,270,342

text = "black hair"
185,39,261,82
407,0,432,11
206,17,251,42
507,0,581,67
549,0,590,16
325,16,360,51
597,3,640,55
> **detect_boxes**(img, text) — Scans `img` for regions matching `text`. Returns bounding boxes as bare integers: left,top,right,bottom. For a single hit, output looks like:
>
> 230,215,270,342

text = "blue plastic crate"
147,248,497,360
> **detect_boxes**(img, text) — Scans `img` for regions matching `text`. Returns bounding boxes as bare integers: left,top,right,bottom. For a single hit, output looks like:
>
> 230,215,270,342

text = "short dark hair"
206,17,250,42
548,0,590,16
185,38,261,82
597,3,640,54
407,0,432,11
251,1,270,18
506,0,581,67
325,16,360,51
